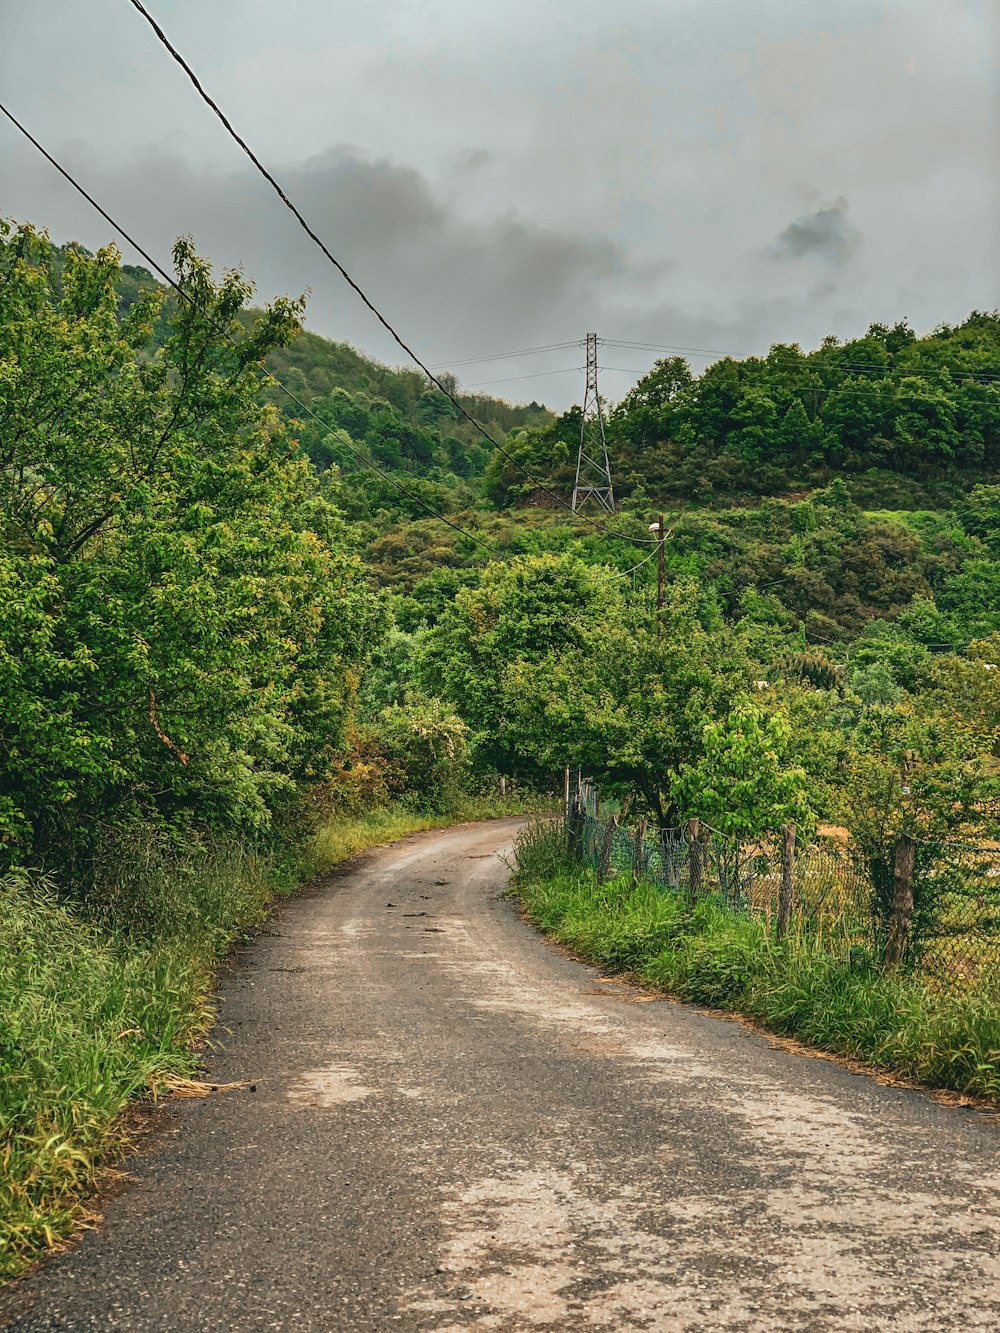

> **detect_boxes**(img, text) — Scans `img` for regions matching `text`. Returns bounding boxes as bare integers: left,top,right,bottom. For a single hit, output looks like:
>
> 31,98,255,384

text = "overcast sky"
2,0,997,407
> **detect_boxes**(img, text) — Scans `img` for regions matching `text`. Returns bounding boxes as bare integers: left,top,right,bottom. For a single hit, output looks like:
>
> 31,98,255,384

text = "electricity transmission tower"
571,333,615,513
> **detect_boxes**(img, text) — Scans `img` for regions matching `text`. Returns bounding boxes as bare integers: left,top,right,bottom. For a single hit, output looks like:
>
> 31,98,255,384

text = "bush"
363,691,470,812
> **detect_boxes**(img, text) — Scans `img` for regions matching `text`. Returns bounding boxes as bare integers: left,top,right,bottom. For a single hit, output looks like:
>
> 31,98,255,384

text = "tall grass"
1,796,545,1281
1,870,216,1279
512,819,1000,1102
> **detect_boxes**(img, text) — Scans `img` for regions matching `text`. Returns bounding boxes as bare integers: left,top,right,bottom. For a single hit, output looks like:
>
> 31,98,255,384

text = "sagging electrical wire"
124,0,658,548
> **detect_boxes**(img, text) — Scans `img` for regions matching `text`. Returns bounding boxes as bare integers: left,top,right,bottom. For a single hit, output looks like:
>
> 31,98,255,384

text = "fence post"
776,823,796,936
885,832,917,967
687,818,702,904
597,816,618,882
633,818,647,879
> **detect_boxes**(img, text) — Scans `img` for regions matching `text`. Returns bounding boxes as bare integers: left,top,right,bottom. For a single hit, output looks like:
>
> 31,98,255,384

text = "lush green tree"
418,553,621,779
0,224,381,875
364,691,469,812
503,580,752,824
673,699,816,841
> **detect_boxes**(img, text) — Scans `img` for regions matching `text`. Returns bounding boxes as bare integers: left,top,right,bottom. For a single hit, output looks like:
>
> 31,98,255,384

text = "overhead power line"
429,340,582,370
125,0,656,547
0,99,493,554
462,366,584,389
603,338,1000,383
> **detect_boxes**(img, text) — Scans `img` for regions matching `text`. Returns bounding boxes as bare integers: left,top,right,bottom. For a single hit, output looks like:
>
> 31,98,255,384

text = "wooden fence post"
633,818,647,879
776,823,796,936
885,832,917,967
687,818,702,904
566,802,578,858
597,816,618,882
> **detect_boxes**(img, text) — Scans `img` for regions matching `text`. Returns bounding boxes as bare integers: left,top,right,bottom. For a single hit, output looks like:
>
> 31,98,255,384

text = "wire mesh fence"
905,836,1000,991
566,807,1000,993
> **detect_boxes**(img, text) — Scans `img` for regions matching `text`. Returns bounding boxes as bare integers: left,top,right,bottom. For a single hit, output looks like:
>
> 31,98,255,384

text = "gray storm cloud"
3,139,641,392
1,0,997,407
773,199,858,267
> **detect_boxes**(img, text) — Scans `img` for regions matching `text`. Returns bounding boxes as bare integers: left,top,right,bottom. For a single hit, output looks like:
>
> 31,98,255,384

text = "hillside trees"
417,553,621,780
0,224,380,877
504,579,752,825
485,315,1000,508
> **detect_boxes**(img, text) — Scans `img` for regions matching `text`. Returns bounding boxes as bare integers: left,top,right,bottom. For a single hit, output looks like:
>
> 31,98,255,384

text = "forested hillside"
488,316,1000,508
3,223,998,882
2,224,999,1275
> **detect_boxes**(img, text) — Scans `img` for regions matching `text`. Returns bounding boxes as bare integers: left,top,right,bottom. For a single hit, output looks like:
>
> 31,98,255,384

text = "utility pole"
648,514,666,629
571,333,615,513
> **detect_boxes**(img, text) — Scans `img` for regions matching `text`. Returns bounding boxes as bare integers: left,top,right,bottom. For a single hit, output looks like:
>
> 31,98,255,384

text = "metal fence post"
885,832,917,967
776,823,796,936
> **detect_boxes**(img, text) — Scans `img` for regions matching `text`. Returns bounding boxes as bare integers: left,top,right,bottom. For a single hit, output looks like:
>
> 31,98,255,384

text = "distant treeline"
486,314,1000,509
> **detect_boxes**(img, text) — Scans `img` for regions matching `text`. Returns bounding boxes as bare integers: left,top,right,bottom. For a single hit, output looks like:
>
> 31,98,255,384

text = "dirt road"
4,818,1000,1331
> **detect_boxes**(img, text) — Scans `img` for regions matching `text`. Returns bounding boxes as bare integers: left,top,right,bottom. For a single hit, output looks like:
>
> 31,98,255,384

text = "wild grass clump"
1,825,292,1277
0,871,210,1279
511,819,1000,1102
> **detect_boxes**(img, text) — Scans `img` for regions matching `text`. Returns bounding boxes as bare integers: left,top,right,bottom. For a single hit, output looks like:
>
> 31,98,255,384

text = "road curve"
3,818,999,1331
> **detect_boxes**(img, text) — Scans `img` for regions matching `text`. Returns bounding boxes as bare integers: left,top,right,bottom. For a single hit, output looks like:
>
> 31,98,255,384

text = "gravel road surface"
3,818,999,1331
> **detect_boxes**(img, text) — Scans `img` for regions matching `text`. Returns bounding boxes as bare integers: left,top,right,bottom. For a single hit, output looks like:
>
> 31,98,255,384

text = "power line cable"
603,338,1000,382
448,336,1000,383
462,366,584,388
803,627,995,653
429,340,581,369
125,0,657,547
0,99,496,554
614,546,660,578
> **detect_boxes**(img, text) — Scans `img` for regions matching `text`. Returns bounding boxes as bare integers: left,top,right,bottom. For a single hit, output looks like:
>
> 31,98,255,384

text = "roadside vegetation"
512,820,1000,1102
0,794,540,1280
0,224,543,1278
1,220,998,1277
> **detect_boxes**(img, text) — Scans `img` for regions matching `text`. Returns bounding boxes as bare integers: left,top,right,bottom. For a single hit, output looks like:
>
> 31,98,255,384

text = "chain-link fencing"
566,807,1000,992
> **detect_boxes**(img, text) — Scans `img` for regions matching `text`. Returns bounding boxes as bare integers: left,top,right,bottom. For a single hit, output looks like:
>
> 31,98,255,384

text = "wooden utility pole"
687,818,702,905
657,513,666,617
776,823,796,936
597,816,618,881
633,818,648,879
885,833,917,967
648,514,666,631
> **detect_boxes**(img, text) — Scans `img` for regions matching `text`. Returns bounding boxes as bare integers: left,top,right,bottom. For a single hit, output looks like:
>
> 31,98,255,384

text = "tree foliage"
673,700,816,840
0,224,381,876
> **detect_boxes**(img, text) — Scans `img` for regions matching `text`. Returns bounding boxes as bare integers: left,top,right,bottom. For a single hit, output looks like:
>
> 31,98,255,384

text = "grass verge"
0,797,542,1281
511,819,1000,1104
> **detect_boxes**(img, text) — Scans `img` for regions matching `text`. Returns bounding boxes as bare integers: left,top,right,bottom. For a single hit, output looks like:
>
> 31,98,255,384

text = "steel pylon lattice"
571,333,615,513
